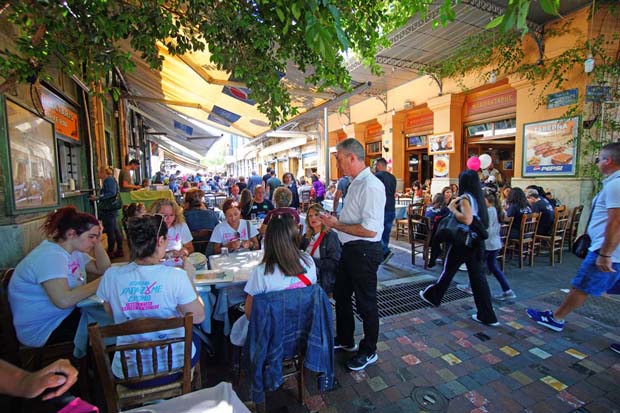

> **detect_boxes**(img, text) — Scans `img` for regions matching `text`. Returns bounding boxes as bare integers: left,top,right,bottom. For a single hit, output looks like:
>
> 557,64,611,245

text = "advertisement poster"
433,155,449,177
523,117,579,176
428,131,455,155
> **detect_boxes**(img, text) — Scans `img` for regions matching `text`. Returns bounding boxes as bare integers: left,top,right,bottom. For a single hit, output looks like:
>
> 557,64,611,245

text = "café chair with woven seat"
88,313,200,413
508,212,540,268
496,217,513,271
191,229,212,255
535,209,570,266
408,214,432,268
567,205,584,251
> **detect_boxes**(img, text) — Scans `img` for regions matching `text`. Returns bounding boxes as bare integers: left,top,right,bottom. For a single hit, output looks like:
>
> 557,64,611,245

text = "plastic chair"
88,313,199,413
535,209,570,266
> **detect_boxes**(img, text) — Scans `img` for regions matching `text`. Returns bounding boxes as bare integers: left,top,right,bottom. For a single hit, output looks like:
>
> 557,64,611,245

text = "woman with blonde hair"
299,203,341,295
150,198,193,259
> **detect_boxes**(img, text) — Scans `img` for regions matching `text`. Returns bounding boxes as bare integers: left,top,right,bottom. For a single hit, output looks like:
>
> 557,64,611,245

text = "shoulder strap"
296,273,312,286
584,193,599,231
246,219,251,237
310,231,326,256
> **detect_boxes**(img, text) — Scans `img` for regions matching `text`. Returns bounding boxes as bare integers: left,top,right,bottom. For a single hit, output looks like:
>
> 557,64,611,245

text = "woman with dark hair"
183,188,220,232
239,188,254,219
441,186,453,206
97,215,204,386
8,207,111,348
283,172,300,209
311,175,326,203
420,170,498,326
505,187,530,239
230,214,316,345
210,199,259,254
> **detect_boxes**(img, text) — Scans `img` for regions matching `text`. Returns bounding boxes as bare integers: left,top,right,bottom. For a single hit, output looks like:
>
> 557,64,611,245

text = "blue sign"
546,88,578,109
173,120,193,135
586,85,611,103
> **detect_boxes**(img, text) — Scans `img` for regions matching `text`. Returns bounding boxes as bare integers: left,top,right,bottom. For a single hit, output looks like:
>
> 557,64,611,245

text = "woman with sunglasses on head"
210,198,259,254
230,214,316,346
9,207,111,349
300,203,341,295
97,214,205,387
151,198,194,260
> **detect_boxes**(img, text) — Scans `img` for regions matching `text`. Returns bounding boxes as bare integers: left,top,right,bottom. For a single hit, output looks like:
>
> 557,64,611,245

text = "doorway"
406,150,433,190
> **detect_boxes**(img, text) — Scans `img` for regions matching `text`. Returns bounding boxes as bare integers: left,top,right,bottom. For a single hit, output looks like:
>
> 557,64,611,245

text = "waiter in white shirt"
319,138,386,371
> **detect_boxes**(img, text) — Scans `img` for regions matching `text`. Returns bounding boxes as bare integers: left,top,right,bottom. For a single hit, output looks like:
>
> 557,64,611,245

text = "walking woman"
420,170,499,326
92,165,123,258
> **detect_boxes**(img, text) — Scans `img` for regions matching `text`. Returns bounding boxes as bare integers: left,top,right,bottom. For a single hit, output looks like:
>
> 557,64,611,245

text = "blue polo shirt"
587,170,620,262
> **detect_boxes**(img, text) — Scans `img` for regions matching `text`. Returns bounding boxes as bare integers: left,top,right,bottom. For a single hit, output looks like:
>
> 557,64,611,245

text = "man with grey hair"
527,142,620,355
525,188,554,235
319,138,386,371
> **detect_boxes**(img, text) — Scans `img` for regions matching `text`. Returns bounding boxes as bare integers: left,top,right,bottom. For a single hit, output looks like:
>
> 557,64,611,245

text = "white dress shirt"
337,167,386,244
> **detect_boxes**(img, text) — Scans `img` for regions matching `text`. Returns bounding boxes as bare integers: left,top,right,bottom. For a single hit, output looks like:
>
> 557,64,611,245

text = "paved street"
226,239,620,412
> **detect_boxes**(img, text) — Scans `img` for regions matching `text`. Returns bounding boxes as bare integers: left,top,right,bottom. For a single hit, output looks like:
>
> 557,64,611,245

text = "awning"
160,146,202,170
258,137,307,158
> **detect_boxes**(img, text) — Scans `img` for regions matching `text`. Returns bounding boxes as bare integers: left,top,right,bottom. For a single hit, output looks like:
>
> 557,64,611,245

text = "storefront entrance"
406,150,433,189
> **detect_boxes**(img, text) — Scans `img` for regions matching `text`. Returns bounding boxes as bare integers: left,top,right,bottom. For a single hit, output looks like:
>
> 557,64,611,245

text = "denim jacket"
245,284,334,403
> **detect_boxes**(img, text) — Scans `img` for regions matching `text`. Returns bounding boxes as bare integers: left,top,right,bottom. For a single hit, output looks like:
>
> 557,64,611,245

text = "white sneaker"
456,284,473,295
494,290,517,301
471,314,500,327
459,263,468,271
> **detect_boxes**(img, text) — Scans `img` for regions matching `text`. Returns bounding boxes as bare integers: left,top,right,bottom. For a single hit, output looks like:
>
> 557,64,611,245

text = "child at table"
230,214,316,346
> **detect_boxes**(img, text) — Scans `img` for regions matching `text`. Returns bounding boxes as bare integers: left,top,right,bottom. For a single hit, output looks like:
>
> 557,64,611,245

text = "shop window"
467,118,516,139
57,141,80,188
406,135,427,149
366,141,382,155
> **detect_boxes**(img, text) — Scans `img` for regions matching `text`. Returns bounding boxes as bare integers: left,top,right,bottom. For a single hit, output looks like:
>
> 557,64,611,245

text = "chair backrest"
409,214,431,245
409,203,425,217
0,269,21,364
191,229,212,254
570,205,584,236
500,216,514,245
300,190,311,203
553,209,571,239
520,212,540,241
554,205,566,214
88,313,194,413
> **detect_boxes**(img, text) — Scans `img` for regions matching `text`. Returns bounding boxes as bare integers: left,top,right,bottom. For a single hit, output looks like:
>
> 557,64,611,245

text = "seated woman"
299,204,340,295
260,187,300,234
239,189,254,220
230,214,316,346
210,199,259,254
122,202,146,233
97,215,205,385
505,187,531,239
8,207,111,348
183,188,220,232
151,199,194,263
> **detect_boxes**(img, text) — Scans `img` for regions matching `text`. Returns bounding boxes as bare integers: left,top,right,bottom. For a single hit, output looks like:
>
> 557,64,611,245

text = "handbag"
572,194,598,259
433,213,471,246
98,192,122,211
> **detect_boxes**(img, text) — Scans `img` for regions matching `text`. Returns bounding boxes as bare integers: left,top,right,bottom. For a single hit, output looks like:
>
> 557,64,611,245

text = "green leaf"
291,3,301,20
486,15,504,29
276,7,285,23
540,0,560,16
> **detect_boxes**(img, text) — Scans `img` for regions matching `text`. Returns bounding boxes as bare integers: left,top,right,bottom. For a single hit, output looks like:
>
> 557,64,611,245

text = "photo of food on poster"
428,131,455,155
523,117,578,176
433,155,449,177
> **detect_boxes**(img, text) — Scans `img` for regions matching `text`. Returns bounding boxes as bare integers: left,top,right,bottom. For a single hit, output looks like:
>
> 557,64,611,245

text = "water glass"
221,247,229,256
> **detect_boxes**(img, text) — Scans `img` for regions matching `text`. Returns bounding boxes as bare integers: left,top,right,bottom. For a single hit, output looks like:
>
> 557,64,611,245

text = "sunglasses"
143,214,165,238
595,157,607,164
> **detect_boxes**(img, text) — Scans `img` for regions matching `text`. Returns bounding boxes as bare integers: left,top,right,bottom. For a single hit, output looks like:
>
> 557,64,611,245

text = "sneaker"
494,290,517,301
526,308,565,332
610,343,620,355
334,339,358,352
456,284,473,295
346,352,378,371
471,313,500,327
459,263,468,271
419,289,438,307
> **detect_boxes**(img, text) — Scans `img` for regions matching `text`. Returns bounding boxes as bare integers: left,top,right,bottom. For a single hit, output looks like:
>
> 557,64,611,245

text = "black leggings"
46,307,82,345
101,213,123,252
423,243,498,324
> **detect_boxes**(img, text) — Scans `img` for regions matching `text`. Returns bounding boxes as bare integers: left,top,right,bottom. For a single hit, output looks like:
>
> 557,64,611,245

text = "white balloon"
479,154,492,169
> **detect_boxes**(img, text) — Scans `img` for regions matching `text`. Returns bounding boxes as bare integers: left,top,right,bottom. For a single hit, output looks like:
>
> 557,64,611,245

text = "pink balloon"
467,156,481,171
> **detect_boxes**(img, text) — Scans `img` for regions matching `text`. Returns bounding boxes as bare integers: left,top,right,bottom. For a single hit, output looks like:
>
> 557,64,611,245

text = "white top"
167,223,193,251
211,220,258,245
97,263,198,378
306,233,322,259
244,252,317,296
337,167,386,244
486,207,502,251
9,240,90,347
588,170,620,262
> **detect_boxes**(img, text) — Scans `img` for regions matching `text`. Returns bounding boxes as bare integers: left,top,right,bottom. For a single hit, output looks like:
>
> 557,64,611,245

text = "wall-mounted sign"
40,87,80,143
404,111,433,131
546,88,578,109
522,117,579,177
585,85,611,103
406,135,427,149
365,123,382,138
465,88,516,117
428,131,455,155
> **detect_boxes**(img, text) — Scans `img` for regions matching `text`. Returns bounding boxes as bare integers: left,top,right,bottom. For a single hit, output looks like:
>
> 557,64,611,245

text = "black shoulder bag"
572,196,597,259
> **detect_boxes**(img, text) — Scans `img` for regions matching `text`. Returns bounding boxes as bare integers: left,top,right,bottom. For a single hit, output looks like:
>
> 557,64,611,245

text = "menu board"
522,117,578,176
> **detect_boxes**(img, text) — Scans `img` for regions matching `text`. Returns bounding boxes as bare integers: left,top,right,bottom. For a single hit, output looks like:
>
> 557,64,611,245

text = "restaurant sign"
465,89,516,117
546,88,578,109
522,117,578,177
404,112,433,131
365,123,382,138
40,88,80,143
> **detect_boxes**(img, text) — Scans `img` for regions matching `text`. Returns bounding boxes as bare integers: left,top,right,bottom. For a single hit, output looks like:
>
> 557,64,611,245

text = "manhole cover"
352,280,471,320
411,387,449,412
539,291,620,328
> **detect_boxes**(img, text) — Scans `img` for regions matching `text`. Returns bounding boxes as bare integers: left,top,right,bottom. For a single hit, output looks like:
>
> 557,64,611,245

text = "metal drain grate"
352,280,472,320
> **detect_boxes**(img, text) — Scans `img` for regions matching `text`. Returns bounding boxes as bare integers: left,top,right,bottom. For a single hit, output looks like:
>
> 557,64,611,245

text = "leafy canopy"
0,0,549,126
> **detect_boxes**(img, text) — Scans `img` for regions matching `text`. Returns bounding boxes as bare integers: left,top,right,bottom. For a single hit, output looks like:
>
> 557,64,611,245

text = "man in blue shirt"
527,142,620,356
247,171,262,194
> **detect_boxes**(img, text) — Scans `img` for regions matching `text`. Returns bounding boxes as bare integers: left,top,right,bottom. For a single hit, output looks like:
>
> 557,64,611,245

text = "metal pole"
324,107,330,183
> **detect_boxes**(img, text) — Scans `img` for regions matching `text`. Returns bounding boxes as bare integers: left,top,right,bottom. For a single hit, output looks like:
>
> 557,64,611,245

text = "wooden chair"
88,313,199,413
535,209,570,266
191,229,212,255
299,190,312,212
496,216,513,272
567,205,584,251
396,203,425,241
408,214,432,268
508,213,540,268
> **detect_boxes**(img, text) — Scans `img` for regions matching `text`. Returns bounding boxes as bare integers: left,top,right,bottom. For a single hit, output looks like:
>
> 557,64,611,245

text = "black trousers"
101,213,122,252
423,243,498,324
334,240,383,355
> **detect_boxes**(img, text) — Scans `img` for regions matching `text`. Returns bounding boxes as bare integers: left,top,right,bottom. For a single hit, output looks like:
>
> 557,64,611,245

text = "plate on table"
194,269,234,285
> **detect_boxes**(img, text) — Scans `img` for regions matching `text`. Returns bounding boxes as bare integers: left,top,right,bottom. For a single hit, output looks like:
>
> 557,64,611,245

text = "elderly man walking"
527,142,620,355
319,138,386,371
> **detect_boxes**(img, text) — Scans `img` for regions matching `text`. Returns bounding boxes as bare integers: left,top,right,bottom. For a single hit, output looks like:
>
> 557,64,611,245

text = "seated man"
260,187,300,234
526,188,554,235
249,185,274,220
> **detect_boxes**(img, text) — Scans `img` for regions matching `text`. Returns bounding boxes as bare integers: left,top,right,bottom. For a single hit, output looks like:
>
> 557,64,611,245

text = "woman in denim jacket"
300,203,341,295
